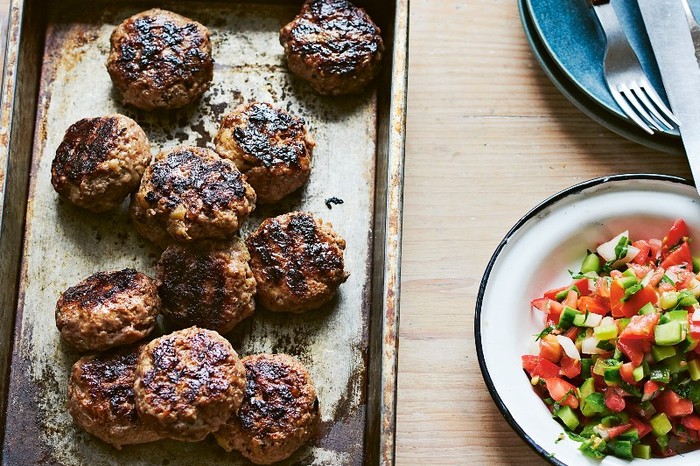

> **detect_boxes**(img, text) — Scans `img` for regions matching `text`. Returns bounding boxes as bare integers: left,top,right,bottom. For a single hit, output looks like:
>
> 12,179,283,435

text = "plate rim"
518,0,682,154
474,173,694,466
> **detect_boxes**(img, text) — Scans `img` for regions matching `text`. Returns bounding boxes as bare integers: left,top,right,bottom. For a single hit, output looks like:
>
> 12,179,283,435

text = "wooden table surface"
0,0,692,465
396,0,692,465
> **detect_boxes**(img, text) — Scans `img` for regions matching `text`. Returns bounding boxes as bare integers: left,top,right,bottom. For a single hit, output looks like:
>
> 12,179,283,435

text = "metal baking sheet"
0,0,407,464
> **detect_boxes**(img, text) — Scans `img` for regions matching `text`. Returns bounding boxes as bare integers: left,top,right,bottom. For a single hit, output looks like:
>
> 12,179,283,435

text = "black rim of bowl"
474,173,694,466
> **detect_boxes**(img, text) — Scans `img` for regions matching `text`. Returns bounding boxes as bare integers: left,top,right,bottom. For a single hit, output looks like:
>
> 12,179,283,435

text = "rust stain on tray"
2,1,389,465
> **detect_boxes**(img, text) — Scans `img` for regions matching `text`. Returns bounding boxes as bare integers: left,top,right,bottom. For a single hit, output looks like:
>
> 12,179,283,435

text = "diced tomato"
681,414,700,431
603,423,633,440
545,377,579,409
539,334,562,363
660,242,693,270
654,389,694,417
661,219,690,257
629,416,653,438
563,326,580,341
632,240,651,265
577,295,609,316
642,380,661,402
646,266,666,288
531,298,563,323
618,313,660,341
559,354,581,379
620,362,637,385
562,289,578,309
617,339,647,366
521,355,560,379
691,319,700,340
543,278,589,300
610,281,658,318
596,276,611,298
627,262,651,278
605,388,626,412
649,238,663,260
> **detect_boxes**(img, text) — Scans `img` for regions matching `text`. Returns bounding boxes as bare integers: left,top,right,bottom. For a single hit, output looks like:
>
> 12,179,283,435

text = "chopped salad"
523,219,700,460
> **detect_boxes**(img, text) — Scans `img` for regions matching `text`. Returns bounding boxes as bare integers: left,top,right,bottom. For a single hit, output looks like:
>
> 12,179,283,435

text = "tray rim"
0,0,409,464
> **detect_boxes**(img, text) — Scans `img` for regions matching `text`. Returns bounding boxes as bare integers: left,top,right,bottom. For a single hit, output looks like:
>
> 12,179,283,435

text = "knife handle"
588,0,610,6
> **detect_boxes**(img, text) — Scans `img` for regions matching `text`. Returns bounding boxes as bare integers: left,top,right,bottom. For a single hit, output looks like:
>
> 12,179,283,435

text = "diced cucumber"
678,291,699,307
593,324,618,340
667,309,689,322
679,334,699,353
555,405,579,430
650,413,672,436
651,345,676,361
617,427,639,443
689,359,700,381
581,253,602,274
581,392,607,417
617,275,638,289
654,321,683,346
694,257,700,274
558,306,581,330
633,363,648,382
602,412,629,427
604,367,622,386
617,318,631,333
650,368,671,383
638,302,656,315
659,291,679,310
632,444,651,459
608,440,633,460
578,378,595,400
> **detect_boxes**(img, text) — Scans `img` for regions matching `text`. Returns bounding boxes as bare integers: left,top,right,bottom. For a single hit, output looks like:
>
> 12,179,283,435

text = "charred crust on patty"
51,115,151,212
130,146,256,246
107,9,213,110
214,102,314,204
279,0,384,95
214,354,320,464
68,345,163,448
55,269,160,352
156,238,256,334
246,212,348,312
134,327,246,442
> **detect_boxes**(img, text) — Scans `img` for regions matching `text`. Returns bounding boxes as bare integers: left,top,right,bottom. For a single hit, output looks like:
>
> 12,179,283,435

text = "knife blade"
638,0,700,195
680,0,700,64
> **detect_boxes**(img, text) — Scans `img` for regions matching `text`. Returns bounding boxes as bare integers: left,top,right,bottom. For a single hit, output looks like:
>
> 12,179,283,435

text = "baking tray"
0,0,408,464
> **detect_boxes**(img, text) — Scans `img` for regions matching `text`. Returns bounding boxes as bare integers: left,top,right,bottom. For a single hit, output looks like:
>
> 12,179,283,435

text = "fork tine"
631,85,674,130
609,85,654,134
639,78,681,126
619,84,664,132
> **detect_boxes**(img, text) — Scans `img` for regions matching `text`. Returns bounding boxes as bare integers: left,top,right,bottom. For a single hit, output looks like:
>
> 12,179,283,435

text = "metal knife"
637,0,700,195
680,0,700,64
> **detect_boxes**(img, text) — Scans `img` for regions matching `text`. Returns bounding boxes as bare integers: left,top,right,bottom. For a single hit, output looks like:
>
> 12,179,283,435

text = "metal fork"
589,0,680,134
680,0,700,61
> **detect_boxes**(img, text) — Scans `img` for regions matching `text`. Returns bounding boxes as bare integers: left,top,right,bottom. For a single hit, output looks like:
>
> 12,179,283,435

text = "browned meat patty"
55,269,160,352
51,114,151,213
134,327,246,442
156,238,256,334
130,146,256,247
279,0,384,95
214,102,314,204
214,353,320,464
107,9,213,110
67,345,163,448
246,212,348,312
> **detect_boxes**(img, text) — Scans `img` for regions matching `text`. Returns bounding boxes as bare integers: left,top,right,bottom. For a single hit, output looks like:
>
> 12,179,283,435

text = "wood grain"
396,0,691,464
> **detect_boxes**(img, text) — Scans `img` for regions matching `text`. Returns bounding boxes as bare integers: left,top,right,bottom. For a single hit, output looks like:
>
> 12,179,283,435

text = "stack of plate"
519,0,684,154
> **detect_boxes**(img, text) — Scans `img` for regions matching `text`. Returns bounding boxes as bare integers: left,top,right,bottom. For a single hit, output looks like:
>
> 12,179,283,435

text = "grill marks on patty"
61,268,140,306
53,117,119,182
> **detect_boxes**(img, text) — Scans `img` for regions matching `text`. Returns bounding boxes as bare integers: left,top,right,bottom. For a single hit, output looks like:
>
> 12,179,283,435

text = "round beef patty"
279,0,384,95
107,8,213,110
214,353,320,464
130,145,256,247
51,114,151,212
134,327,246,442
157,238,256,334
245,211,349,312
214,102,314,204
55,268,160,352
68,345,163,448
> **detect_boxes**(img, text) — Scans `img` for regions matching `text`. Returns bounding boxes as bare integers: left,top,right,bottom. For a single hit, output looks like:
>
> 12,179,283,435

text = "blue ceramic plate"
519,0,682,154
525,0,682,138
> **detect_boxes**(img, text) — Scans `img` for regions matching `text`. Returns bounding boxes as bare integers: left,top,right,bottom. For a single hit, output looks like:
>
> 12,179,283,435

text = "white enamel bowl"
476,174,700,465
